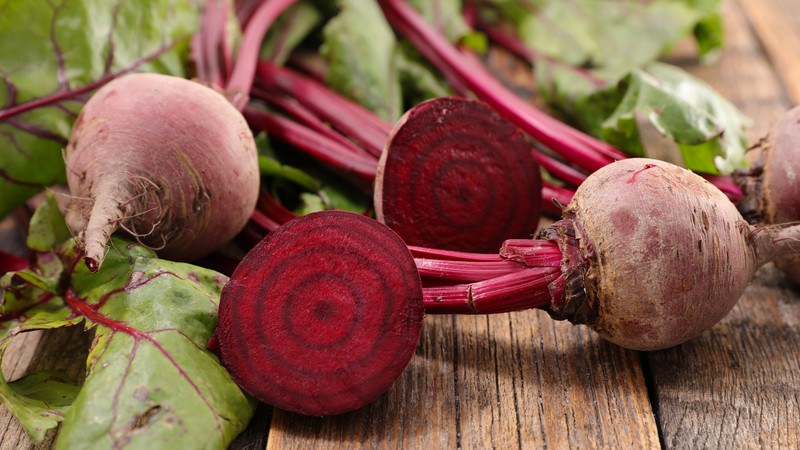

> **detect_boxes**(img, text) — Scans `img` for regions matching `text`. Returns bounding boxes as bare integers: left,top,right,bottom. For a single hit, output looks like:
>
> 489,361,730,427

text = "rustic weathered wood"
737,0,800,105
0,327,93,450
646,1,800,448
264,312,659,448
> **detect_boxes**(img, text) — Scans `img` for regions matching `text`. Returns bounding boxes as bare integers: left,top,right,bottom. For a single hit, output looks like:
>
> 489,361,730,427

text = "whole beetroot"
546,158,788,350
65,73,259,271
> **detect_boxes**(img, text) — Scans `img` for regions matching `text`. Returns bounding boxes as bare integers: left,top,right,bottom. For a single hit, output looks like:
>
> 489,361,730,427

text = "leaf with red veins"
0,0,202,218
0,200,254,446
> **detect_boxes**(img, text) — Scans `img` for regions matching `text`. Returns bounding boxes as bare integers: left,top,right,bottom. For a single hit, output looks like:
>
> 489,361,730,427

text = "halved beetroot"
214,211,424,416
375,97,542,252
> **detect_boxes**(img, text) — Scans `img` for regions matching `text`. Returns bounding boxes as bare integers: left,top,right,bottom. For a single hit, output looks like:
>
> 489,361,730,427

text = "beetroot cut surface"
375,97,542,253
215,211,424,416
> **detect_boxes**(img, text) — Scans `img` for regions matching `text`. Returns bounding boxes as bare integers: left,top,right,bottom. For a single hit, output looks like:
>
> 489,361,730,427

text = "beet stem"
500,239,564,267
423,266,561,314
415,258,526,282
225,0,298,109
255,62,391,156
251,87,374,159
243,107,377,181
407,245,503,261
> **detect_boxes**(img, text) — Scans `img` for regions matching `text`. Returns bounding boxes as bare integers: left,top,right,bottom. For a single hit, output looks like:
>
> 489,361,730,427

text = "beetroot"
374,97,542,252
736,106,800,281
548,159,755,349
214,211,424,416
65,73,259,271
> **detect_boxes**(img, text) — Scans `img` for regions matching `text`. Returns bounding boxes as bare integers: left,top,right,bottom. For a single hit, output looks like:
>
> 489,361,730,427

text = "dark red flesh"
375,97,542,252
215,211,424,416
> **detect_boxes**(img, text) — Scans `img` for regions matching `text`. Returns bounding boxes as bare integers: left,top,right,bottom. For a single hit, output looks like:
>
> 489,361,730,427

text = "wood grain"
738,0,800,105
264,312,659,448
646,1,800,448
0,327,93,450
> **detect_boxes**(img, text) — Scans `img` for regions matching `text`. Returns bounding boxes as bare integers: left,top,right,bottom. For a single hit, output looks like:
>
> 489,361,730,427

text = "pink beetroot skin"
375,97,542,252
65,73,259,271
214,211,424,416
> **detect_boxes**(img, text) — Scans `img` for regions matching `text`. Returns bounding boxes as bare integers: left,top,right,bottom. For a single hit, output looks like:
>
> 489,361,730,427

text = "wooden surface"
2,0,800,448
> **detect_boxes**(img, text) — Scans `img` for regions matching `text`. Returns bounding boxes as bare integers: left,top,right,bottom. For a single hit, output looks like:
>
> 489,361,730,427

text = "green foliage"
321,0,402,122
0,198,254,447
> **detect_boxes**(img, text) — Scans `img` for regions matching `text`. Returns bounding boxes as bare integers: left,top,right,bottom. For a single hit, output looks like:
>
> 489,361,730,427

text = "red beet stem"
256,189,298,225
0,250,29,274
255,62,391,157
534,152,589,187
251,87,374,159
423,266,561,314
225,0,298,109
249,209,283,233
407,245,503,261
193,0,227,87
243,107,377,182
500,239,564,267
476,22,610,90
415,258,526,282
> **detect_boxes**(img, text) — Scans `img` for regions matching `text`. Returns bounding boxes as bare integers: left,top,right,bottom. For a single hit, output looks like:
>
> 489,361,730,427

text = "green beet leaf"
601,62,749,174
487,0,722,73
259,1,323,64
0,0,201,219
321,0,402,122
541,61,749,174
0,298,84,442
407,0,471,43
0,198,255,448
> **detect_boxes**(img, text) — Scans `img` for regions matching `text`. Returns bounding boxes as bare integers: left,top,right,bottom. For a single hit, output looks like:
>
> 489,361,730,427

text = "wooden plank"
265,311,659,448
0,327,93,450
647,0,800,447
738,0,800,105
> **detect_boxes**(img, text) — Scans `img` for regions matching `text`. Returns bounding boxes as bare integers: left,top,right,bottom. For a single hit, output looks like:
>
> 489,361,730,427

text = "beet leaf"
0,0,201,218
321,0,402,122
540,61,749,174
259,1,323,64
0,197,254,447
483,0,722,68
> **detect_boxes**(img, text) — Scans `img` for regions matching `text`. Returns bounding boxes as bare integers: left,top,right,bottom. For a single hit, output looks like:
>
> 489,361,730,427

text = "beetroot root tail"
79,177,130,272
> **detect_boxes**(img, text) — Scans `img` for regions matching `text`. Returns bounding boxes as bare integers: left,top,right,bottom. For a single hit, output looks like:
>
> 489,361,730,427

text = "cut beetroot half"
215,211,424,416
375,97,542,253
